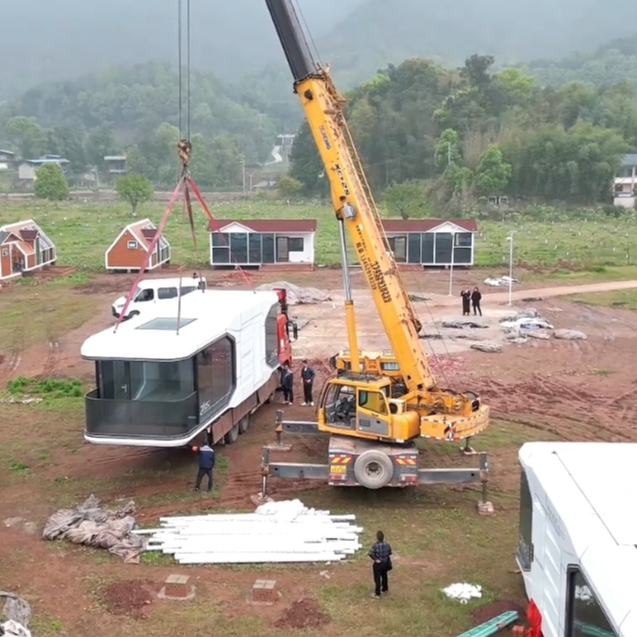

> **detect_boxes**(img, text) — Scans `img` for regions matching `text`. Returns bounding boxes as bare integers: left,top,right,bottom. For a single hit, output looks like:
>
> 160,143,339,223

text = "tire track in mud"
3,329,25,378
478,375,637,443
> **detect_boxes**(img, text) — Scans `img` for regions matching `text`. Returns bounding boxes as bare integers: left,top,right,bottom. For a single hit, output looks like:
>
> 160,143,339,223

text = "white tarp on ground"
442,582,483,604
255,281,331,305
484,275,519,287
500,308,554,331
135,499,363,565
0,591,31,637
42,494,147,563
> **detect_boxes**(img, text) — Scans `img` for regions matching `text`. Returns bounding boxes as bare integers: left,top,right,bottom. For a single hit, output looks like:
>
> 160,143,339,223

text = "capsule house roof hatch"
136,317,196,331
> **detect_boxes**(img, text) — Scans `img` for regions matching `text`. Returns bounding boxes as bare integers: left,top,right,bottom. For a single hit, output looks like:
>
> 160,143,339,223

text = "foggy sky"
2,0,636,99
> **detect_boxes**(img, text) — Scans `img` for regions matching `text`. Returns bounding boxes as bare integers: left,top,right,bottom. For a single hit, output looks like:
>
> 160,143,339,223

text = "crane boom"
265,0,489,444
266,0,432,391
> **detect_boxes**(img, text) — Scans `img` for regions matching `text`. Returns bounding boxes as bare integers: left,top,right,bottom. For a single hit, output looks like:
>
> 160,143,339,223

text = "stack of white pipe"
133,499,364,564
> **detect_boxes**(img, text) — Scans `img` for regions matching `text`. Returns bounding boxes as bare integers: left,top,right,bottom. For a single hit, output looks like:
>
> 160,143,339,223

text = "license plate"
329,465,347,474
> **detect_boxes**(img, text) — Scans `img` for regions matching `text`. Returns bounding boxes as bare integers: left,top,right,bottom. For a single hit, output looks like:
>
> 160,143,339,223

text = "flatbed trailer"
261,411,490,505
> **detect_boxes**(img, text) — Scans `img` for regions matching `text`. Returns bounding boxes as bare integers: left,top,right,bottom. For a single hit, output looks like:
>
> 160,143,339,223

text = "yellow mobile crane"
261,0,490,493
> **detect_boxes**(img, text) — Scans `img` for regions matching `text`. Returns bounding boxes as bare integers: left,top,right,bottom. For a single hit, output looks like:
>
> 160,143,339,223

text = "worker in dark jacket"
368,530,393,598
471,286,482,316
460,288,471,315
281,363,294,405
193,440,215,492
300,360,316,406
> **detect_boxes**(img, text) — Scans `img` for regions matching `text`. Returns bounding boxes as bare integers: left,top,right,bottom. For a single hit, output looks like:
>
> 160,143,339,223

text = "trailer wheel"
265,391,275,404
224,423,239,444
238,414,250,434
354,450,393,489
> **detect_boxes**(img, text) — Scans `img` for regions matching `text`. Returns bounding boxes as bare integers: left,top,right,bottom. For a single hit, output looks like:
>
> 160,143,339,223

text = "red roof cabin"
209,219,317,270
0,219,57,281
380,219,478,267
105,219,171,273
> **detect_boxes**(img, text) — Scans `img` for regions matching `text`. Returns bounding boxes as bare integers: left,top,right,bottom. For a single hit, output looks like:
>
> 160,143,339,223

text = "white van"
111,275,207,319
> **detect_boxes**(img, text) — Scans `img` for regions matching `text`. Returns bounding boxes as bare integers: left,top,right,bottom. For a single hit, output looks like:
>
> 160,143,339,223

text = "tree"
381,180,431,219
474,144,512,196
115,174,153,215
86,125,116,172
434,129,463,172
34,163,69,200
289,121,325,195
277,175,302,199
46,126,87,172
5,116,47,158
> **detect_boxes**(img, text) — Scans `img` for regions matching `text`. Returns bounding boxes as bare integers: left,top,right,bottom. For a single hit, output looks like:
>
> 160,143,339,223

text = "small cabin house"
381,219,478,267
209,219,316,269
105,219,171,273
0,219,56,281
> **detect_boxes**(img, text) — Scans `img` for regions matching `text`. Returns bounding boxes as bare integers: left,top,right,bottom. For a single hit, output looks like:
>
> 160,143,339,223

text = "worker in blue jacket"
193,440,215,492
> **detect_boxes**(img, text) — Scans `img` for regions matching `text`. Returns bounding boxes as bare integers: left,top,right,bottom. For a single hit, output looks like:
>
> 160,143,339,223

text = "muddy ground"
0,267,636,636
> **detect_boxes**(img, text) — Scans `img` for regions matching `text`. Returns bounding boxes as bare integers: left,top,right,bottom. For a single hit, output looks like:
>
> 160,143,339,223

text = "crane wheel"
224,423,240,444
238,414,250,434
354,450,393,489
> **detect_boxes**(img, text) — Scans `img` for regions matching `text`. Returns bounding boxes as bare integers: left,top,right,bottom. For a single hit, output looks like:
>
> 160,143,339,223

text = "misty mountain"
0,0,364,100
314,0,637,83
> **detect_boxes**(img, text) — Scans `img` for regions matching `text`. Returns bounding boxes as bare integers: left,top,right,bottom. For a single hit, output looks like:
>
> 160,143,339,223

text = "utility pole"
448,232,456,296
241,155,246,193
507,231,516,306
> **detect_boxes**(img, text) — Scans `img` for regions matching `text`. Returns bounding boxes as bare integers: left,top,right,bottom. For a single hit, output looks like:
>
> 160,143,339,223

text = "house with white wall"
209,219,316,269
381,219,478,267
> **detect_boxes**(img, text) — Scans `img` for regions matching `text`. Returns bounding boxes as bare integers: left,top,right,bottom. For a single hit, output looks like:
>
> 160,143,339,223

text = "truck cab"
112,275,207,319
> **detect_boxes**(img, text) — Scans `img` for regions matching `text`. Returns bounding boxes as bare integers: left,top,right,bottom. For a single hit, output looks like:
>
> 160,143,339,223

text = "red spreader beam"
113,176,253,333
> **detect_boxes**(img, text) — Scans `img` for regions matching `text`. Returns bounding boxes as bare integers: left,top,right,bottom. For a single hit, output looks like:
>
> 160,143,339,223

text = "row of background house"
0,150,127,187
1,216,478,280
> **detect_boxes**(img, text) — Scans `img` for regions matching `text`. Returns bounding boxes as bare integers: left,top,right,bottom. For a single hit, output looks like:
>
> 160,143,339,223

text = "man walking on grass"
301,359,315,406
193,439,215,492
368,530,393,598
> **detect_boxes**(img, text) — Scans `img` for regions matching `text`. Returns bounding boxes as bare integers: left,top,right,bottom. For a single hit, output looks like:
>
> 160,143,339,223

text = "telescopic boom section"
265,0,433,391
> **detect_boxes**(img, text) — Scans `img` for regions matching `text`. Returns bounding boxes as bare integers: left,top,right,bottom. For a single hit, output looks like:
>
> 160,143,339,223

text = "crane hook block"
177,139,192,166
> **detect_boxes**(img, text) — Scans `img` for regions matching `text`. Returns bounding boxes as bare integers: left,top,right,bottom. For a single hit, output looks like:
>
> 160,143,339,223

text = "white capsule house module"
81,288,297,448
517,441,637,637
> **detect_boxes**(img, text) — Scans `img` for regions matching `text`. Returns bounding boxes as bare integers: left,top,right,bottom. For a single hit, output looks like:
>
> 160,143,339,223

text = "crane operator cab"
319,376,419,443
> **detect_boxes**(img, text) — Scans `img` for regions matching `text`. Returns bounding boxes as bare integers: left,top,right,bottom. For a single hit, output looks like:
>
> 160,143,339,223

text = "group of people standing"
460,286,482,316
280,359,315,406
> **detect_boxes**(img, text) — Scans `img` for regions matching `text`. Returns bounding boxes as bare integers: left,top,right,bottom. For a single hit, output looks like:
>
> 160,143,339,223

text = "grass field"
0,388,531,637
2,199,637,271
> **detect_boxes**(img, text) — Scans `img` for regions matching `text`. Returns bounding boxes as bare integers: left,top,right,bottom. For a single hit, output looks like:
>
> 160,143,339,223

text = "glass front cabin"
85,320,237,442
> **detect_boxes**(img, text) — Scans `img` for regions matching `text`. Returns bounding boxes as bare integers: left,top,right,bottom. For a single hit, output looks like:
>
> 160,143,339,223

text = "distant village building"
0,150,16,170
18,155,70,182
613,153,637,208
104,155,127,177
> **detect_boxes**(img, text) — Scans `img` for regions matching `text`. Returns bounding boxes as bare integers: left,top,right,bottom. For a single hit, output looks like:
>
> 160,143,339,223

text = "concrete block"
477,500,495,516
164,574,190,598
251,579,278,605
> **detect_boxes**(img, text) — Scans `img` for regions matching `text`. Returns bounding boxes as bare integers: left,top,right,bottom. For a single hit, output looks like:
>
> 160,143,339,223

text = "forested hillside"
290,56,636,205
526,35,637,88
0,63,278,165
318,0,637,85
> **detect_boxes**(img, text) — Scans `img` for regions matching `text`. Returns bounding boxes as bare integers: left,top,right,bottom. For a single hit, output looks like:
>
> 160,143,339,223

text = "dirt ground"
0,266,636,637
